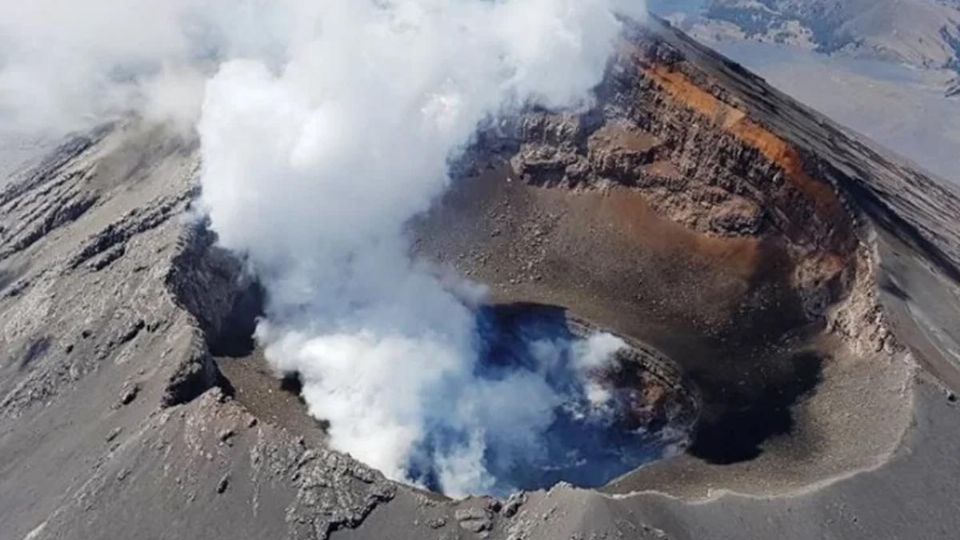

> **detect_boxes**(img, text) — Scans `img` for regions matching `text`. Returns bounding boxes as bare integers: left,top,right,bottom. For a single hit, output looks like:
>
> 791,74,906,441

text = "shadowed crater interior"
408,303,698,493
689,351,825,464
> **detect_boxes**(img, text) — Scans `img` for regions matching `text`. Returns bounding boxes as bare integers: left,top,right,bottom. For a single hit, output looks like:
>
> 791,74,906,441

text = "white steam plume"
1,0,647,496
198,0,643,496
0,0,325,136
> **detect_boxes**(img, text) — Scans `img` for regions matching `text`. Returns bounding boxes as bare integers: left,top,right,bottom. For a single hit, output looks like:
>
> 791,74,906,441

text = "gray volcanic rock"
2,15,960,540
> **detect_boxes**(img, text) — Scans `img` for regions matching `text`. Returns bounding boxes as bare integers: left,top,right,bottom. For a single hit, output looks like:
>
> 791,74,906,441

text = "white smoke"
197,0,643,496
574,333,629,410
0,0,646,496
528,332,627,421
0,0,324,136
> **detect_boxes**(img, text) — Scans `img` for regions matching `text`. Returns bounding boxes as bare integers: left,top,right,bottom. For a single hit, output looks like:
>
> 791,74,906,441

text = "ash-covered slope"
1,15,960,540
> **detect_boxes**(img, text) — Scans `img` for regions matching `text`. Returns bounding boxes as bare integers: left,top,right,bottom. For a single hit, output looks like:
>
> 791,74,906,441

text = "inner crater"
209,280,699,494
414,303,698,492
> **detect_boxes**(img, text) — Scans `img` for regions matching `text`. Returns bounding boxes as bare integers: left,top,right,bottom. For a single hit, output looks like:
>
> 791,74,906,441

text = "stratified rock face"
1,15,960,540
455,20,865,340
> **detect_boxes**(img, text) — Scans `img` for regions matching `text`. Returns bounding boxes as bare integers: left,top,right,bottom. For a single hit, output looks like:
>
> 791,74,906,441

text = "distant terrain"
651,0,960,182
694,0,960,72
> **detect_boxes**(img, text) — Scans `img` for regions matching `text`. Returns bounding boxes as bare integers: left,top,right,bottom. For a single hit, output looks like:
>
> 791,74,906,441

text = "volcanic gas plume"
198,1,651,497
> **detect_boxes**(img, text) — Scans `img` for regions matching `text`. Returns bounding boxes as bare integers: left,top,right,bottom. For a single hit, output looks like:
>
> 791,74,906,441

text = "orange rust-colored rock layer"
645,66,846,229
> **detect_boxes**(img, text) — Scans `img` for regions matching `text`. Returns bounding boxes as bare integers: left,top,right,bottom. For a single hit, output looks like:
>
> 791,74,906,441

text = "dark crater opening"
689,350,825,464
408,303,698,494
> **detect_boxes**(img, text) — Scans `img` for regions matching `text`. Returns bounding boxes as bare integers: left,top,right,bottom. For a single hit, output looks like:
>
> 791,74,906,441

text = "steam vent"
2,12,960,540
